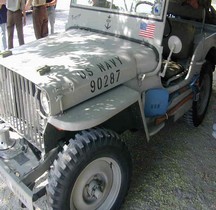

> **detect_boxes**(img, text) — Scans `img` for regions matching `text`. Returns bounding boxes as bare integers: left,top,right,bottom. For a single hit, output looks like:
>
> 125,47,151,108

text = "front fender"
48,85,142,131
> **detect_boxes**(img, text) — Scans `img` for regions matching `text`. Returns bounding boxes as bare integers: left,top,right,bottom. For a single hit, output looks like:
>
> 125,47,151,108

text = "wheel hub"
85,176,104,202
70,157,122,210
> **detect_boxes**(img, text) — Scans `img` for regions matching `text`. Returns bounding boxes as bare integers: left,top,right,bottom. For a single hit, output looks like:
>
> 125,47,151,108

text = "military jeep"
0,0,216,209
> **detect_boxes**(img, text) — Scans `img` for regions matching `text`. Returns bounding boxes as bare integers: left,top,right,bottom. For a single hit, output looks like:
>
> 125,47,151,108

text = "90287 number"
90,69,120,93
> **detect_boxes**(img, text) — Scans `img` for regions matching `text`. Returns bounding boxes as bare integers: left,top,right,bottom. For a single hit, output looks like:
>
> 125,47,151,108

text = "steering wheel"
134,1,154,12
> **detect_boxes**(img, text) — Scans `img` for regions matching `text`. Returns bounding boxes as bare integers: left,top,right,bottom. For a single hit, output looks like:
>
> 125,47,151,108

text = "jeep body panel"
67,0,168,46
192,33,216,64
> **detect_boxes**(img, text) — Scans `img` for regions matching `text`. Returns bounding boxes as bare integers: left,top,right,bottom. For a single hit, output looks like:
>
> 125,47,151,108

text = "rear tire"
47,128,132,210
184,62,213,127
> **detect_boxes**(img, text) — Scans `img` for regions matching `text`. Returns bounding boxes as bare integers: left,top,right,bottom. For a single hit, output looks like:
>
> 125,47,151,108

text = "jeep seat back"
162,19,196,60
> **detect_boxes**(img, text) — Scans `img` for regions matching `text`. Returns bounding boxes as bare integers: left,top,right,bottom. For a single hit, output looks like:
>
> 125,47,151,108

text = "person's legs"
0,23,7,50
15,10,24,46
41,6,48,38
33,6,48,39
32,7,42,39
47,6,55,34
7,10,15,49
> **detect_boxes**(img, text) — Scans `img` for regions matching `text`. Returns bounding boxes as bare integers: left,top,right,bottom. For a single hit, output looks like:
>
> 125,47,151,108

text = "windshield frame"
70,0,167,21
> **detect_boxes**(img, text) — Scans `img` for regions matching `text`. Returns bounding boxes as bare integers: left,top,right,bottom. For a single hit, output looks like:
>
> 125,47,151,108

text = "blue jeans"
47,6,56,34
0,23,7,50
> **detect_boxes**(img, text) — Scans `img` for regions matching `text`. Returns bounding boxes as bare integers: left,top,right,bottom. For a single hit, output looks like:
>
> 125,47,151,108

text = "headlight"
40,91,50,115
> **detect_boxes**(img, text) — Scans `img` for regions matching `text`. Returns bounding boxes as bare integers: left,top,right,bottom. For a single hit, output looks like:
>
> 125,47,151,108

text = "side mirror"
160,35,182,77
168,35,182,54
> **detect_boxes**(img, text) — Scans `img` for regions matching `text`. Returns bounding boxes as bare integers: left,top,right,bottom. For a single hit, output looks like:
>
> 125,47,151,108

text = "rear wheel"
47,128,132,210
184,62,213,127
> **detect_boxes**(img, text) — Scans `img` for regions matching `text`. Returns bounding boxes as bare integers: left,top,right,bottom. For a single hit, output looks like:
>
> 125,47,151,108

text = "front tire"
184,62,213,127
47,128,132,210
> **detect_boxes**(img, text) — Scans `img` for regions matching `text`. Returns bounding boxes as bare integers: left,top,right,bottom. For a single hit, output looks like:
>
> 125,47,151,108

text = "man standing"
2,0,26,49
0,3,7,50
46,0,57,34
25,0,48,39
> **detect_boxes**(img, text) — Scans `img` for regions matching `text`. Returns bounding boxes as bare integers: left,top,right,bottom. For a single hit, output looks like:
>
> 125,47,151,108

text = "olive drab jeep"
0,0,216,209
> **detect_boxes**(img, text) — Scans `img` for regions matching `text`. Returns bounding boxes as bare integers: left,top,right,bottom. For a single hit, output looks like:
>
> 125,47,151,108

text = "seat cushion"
162,60,185,80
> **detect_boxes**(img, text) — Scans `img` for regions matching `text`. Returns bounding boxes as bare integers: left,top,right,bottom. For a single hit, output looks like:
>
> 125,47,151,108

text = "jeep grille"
0,65,45,151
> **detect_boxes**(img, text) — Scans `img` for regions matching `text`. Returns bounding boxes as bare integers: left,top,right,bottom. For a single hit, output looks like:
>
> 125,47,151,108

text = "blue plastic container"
144,88,169,117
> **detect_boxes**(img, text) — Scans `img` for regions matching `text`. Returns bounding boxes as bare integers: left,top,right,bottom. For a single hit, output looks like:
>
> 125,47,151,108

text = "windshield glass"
72,0,164,18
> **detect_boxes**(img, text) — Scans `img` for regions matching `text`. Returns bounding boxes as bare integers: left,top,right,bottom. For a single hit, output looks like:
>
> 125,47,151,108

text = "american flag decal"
139,22,155,39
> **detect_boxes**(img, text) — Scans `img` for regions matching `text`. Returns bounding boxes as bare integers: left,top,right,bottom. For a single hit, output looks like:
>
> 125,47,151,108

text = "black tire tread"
47,127,132,210
184,62,213,127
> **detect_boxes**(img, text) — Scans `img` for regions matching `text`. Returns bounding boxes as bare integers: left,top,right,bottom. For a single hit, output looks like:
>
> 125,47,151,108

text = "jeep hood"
0,29,158,115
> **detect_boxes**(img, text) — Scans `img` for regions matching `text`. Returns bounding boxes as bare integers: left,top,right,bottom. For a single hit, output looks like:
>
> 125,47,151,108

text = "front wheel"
47,128,132,210
184,62,213,127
